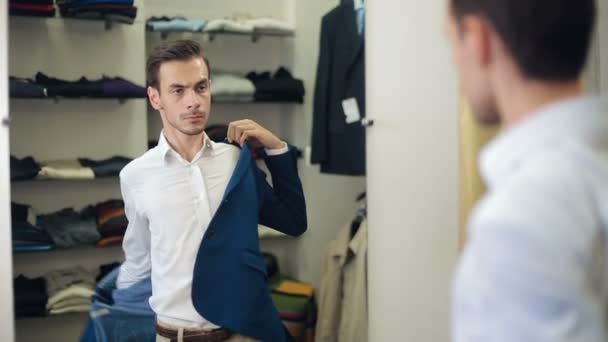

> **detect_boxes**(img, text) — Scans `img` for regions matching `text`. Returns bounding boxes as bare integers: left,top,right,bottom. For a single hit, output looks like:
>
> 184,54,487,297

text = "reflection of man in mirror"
447,0,608,341
118,40,307,342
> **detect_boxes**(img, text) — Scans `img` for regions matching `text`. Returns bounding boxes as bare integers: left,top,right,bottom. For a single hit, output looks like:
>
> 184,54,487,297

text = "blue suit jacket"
82,143,307,342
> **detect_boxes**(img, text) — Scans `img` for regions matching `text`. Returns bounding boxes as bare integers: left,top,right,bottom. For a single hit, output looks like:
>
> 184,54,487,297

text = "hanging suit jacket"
81,143,307,342
311,1,366,176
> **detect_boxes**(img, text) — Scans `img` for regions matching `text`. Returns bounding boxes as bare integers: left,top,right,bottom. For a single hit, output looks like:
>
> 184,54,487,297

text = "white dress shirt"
453,96,608,342
117,132,287,329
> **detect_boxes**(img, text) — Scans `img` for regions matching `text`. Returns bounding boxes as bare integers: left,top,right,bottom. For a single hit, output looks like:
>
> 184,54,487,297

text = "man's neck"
497,78,583,130
163,129,205,162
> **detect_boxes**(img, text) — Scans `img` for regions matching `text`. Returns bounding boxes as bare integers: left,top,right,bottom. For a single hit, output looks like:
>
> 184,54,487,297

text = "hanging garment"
311,1,366,175
316,219,368,342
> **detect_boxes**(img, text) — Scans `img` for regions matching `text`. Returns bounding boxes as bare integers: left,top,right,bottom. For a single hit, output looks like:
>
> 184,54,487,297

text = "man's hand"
227,119,285,150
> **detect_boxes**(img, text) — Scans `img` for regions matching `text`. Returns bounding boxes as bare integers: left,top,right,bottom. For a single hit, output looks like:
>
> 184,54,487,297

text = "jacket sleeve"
311,14,332,164
256,147,307,237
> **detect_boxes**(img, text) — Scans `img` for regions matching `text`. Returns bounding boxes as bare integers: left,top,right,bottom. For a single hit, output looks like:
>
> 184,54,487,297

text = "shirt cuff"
265,142,289,156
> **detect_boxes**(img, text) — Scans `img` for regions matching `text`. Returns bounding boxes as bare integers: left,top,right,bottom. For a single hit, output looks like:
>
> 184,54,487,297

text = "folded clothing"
37,208,100,248
14,275,48,318
211,73,255,99
10,77,47,98
58,3,137,21
10,155,40,181
96,236,123,247
99,77,145,98
34,72,145,98
244,18,294,34
9,3,56,17
146,17,207,33
246,67,305,103
269,275,317,341
37,159,95,180
204,18,254,33
45,267,96,309
91,199,127,238
10,0,54,4
78,156,132,177
12,221,55,250
36,72,103,98
96,262,121,282
57,0,134,7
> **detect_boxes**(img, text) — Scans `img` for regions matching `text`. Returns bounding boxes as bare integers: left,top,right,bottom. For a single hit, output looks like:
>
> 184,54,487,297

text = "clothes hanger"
350,191,366,238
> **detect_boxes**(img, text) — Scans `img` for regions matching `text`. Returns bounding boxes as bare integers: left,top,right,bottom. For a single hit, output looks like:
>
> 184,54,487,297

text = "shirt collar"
157,130,215,164
480,95,607,189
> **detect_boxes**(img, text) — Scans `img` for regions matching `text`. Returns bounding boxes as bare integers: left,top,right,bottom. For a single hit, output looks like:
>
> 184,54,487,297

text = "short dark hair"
450,0,596,81
146,39,211,89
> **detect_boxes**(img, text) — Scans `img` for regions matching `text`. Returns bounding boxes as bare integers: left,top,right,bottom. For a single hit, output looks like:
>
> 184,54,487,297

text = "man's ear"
461,15,493,68
147,86,163,111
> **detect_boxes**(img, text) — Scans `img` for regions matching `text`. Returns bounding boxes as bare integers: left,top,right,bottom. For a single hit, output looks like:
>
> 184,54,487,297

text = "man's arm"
226,120,308,237
256,147,307,236
117,179,152,289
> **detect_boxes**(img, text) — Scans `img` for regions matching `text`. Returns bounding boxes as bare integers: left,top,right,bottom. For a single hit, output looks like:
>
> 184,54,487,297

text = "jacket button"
206,229,216,238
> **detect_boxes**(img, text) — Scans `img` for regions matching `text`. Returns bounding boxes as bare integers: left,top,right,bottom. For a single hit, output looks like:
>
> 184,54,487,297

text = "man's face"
148,57,211,136
446,11,500,125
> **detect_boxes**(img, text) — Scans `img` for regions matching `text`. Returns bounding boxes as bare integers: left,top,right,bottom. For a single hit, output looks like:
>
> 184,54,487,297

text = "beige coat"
316,220,368,342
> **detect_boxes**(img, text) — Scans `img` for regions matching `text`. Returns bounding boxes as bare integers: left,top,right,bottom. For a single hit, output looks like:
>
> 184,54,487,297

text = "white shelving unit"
9,1,145,341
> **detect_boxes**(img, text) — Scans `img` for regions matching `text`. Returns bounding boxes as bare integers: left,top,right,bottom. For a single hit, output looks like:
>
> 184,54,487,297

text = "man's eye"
198,85,207,92
174,89,183,95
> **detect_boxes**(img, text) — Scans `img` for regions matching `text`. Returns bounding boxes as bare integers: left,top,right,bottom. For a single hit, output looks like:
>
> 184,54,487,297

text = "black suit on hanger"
311,1,366,176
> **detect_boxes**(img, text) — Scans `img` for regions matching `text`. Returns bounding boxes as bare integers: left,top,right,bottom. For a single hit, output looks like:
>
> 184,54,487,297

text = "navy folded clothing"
12,221,55,248
14,275,48,318
246,67,305,103
11,202,30,223
78,156,132,177
10,77,47,98
100,77,145,98
33,73,145,98
58,3,137,22
57,0,134,7
35,72,104,98
10,155,41,181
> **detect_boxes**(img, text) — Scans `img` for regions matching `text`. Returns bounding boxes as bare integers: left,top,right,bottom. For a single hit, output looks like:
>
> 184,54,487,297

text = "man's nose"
185,89,201,110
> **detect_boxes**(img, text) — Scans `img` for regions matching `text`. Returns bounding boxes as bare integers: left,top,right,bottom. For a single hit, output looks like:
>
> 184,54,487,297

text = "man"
117,40,306,342
447,1,608,341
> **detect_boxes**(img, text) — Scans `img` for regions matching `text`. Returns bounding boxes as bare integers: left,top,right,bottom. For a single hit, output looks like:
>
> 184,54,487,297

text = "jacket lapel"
341,3,364,76
223,142,252,198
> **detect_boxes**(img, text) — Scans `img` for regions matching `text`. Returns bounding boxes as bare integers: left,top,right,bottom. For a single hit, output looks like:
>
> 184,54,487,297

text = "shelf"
13,244,124,278
9,14,141,31
212,100,303,105
12,177,119,183
149,29,294,42
10,97,144,104
16,312,89,342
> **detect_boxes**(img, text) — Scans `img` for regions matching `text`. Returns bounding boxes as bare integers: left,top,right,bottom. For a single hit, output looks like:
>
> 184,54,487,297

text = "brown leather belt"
155,323,232,342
